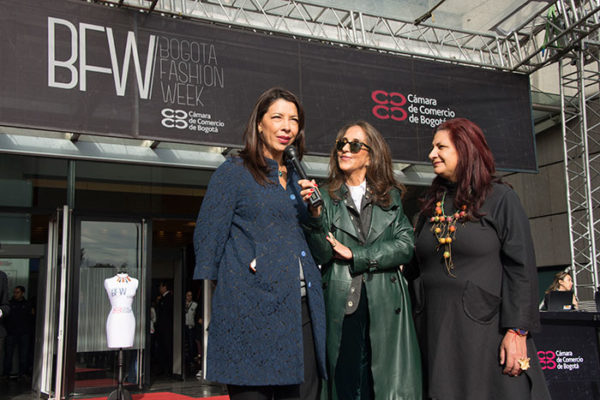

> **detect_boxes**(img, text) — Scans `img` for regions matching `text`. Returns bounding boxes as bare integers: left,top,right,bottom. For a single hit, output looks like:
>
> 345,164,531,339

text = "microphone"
284,145,323,208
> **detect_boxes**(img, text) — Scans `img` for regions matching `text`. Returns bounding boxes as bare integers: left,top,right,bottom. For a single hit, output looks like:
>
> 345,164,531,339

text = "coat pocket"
462,280,501,324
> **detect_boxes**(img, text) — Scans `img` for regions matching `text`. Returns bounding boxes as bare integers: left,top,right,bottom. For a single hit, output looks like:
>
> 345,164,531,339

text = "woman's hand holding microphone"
299,179,352,260
299,179,322,217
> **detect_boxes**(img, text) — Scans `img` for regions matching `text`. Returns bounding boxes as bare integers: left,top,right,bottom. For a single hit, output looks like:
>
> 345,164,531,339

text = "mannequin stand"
108,348,132,400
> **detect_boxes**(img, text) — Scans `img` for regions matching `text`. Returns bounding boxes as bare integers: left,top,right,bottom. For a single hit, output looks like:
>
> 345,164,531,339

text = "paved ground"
0,375,228,400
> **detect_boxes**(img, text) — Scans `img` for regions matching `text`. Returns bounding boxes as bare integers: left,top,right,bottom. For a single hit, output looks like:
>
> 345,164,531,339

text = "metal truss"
503,0,600,73
95,0,600,73
560,44,600,304
93,0,600,301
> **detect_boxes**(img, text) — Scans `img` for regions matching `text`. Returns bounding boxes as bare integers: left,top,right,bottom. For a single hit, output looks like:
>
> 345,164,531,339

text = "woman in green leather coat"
300,121,422,400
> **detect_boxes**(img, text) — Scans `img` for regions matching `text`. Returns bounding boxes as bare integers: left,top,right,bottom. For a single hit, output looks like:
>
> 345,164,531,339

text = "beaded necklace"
116,274,131,283
430,192,468,276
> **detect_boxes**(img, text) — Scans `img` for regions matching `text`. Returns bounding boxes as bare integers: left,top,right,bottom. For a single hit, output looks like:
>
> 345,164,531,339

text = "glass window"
74,160,211,218
0,154,69,211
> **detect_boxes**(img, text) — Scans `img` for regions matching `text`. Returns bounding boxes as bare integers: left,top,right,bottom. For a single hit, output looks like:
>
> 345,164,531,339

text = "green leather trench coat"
303,186,422,400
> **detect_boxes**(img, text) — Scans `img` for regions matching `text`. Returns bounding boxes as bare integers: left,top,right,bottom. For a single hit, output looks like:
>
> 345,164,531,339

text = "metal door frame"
61,215,150,397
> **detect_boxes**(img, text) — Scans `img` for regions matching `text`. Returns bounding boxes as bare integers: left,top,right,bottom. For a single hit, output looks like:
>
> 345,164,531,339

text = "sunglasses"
336,138,371,153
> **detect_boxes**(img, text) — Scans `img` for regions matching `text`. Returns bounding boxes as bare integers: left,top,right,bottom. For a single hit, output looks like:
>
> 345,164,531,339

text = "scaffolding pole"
560,43,600,305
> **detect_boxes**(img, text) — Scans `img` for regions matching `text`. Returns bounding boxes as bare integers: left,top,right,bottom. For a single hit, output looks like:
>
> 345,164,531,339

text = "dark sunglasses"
336,138,371,153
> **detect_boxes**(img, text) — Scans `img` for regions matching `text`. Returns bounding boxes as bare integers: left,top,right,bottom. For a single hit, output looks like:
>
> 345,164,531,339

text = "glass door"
66,217,149,396
0,209,66,400
0,242,46,397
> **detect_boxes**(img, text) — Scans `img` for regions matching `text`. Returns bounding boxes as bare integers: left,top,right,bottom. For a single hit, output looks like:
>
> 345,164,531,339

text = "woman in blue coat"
193,87,327,400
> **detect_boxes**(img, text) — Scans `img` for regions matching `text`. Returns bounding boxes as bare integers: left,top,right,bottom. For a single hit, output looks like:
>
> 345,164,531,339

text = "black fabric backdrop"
0,0,536,171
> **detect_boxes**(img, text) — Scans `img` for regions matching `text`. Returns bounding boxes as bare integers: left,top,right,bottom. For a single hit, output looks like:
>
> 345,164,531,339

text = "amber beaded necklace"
116,274,131,283
430,192,468,276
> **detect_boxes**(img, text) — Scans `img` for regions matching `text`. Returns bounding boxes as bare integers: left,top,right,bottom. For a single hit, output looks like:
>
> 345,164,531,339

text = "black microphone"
284,145,323,208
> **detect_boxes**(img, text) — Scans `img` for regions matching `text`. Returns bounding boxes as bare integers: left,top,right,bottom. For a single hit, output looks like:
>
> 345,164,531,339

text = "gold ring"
518,357,530,370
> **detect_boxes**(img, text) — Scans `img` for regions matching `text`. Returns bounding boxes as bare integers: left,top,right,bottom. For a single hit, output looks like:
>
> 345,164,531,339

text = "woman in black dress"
412,118,550,400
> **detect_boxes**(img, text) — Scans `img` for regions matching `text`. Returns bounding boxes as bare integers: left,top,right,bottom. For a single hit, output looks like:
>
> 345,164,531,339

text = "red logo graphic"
537,351,557,370
371,90,408,121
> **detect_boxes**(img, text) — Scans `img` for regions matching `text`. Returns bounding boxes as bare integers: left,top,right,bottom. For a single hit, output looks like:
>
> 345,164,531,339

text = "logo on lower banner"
538,350,585,370
538,351,557,369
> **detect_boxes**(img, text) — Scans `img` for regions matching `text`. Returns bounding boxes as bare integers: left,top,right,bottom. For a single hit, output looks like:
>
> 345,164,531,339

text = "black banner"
0,0,536,171
536,313,600,399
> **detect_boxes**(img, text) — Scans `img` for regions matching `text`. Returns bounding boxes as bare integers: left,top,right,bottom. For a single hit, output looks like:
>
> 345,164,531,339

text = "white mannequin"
104,272,139,348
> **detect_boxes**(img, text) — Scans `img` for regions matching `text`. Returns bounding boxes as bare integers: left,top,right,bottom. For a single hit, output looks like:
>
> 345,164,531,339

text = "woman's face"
337,125,371,178
558,274,573,291
429,129,459,182
186,291,192,302
258,99,299,160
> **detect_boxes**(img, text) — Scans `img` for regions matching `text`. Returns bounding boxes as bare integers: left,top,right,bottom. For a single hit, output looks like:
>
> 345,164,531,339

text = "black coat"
413,183,550,400
6,298,33,335
156,291,174,338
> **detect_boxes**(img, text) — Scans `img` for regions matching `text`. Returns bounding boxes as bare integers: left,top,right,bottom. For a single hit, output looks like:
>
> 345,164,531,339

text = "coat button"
348,301,354,307
290,194,296,200
390,276,397,283
395,307,401,314
308,281,312,288
301,251,306,257
350,287,355,293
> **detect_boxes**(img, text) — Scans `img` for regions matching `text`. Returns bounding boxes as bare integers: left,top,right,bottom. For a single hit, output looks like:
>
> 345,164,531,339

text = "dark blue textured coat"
193,156,327,386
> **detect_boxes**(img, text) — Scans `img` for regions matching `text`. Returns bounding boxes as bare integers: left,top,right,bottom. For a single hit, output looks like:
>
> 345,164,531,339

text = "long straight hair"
420,118,499,218
239,87,305,185
327,121,405,207
545,271,572,294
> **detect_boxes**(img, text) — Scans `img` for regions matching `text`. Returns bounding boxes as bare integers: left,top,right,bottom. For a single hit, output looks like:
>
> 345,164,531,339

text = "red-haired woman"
411,118,550,399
